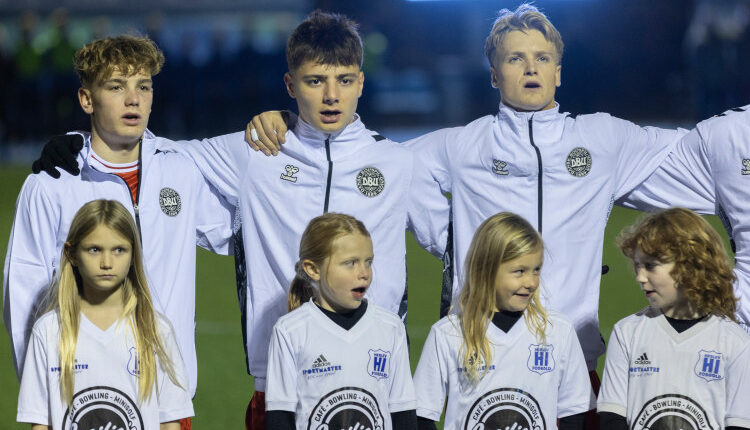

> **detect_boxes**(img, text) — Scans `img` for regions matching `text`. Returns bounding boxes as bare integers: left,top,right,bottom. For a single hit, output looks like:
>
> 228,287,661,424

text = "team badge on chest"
742,159,750,175
159,187,181,216
367,349,391,380
527,344,555,375
694,350,724,382
356,167,385,197
565,147,592,177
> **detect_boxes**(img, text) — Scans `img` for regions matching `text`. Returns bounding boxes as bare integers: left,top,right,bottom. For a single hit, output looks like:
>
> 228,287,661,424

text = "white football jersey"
413,312,593,430
598,307,750,429
265,301,416,430
17,311,193,429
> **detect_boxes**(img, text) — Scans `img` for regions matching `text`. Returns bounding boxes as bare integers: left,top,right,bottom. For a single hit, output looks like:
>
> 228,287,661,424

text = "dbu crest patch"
565,147,592,177
367,349,391,380
527,344,555,375
356,167,385,197
159,187,181,216
694,350,724,382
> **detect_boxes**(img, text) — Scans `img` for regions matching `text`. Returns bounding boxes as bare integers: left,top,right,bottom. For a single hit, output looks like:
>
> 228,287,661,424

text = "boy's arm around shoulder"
157,132,250,205
618,125,716,214
576,113,688,200
4,175,61,379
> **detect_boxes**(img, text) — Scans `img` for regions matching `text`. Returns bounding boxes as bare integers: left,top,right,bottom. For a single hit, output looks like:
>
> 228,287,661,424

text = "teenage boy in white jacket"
3,37,233,427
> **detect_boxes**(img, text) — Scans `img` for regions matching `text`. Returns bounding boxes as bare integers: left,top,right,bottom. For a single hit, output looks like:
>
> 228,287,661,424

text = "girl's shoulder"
429,314,462,338
367,303,407,328
31,310,60,334
709,315,750,343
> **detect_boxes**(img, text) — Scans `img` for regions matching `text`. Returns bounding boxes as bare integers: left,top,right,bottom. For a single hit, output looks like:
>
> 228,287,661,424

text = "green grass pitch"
0,164,728,428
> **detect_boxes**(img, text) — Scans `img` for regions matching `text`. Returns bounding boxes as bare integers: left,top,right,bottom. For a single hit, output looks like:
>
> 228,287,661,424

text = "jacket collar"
292,115,374,160
495,102,566,145
79,129,154,176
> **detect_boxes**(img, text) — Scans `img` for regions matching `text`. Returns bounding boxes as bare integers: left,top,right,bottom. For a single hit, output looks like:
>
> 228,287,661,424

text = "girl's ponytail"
288,262,317,311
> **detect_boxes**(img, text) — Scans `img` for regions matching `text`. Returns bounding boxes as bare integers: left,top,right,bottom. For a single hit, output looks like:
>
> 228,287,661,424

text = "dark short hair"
286,10,363,73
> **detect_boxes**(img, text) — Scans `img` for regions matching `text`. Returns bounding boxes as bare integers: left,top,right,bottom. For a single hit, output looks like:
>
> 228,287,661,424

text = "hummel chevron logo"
281,164,299,182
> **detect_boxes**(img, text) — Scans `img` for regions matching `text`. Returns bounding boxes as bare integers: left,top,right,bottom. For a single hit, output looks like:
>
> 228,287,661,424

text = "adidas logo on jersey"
312,355,331,368
630,351,659,376
302,354,342,378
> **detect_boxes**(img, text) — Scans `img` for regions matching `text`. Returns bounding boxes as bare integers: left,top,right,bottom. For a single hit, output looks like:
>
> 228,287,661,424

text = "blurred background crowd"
0,0,749,155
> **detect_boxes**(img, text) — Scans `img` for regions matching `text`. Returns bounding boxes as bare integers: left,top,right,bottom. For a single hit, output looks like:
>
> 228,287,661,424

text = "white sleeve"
597,323,630,417
17,328,50,425
157,323,194,423
403,128,454,194
604,116,688,200
388,325,417,412
618,126,716,214
725,341,750,428
192,174,235,256
412,326,448,421
406,151,450,259
404,128,456,259
265,324,298,412
556,324,596,417
160,132,249,205
3,176,60,379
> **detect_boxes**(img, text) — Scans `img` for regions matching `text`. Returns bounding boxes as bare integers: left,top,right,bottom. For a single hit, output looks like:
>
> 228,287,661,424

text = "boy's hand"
245,110,296,156
31,134,84,178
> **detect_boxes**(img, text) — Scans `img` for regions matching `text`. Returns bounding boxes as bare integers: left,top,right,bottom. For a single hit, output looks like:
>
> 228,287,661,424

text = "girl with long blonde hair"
265,213,416,430
598,208,750,429
414,212,592,430
17,200,192,430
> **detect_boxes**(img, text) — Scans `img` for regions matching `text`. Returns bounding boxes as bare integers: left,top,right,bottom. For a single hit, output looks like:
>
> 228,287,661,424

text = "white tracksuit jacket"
623,104,750,330
2,130,234,396
165,117,449,389
405,103,685,369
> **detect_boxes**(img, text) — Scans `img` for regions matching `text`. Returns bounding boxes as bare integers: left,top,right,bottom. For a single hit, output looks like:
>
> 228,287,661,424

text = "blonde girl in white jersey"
265,213,416,430
413,212,592,430
17,200,191,430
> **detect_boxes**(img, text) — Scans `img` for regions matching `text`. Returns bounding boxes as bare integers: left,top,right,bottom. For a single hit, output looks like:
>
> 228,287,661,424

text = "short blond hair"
484,3,564,65
74,35,165,88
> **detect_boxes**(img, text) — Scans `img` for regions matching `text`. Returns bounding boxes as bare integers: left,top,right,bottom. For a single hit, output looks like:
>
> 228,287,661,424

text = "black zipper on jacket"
323,136,333,213
528,118,543,233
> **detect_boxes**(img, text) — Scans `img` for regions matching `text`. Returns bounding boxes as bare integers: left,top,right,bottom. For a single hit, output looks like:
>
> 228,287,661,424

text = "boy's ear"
302,259,321,281
284,72,296,99
490,66,498,89
78,87,94,115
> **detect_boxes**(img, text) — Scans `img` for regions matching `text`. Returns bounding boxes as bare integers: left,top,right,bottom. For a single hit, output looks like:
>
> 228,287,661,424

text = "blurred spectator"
685,0,750,119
